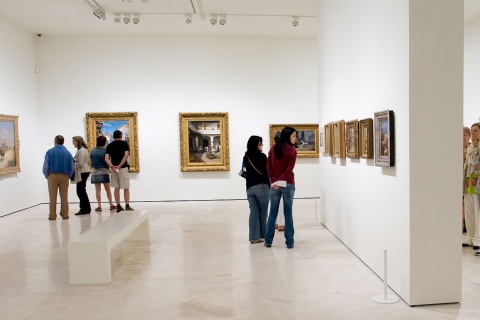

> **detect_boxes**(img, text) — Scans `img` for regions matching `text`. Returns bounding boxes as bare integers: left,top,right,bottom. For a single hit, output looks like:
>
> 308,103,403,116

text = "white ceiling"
0,0,478,38
0,0,319,37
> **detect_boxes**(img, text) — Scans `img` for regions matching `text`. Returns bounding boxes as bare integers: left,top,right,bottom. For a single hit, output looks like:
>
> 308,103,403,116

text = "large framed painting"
359,118,373,159
0,114,20,176
324,123,333,157
86,112,140,172
333,120,346,158
179,112,230,172
269,124,319,158
374,110,395,167
345,119,359,159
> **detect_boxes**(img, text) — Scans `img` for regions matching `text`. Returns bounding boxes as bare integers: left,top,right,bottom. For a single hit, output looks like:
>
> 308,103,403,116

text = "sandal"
110,205,116,210
95,207,102,212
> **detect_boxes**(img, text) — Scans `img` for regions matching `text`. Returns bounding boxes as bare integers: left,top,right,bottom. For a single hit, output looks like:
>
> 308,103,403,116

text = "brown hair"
72,136,88,149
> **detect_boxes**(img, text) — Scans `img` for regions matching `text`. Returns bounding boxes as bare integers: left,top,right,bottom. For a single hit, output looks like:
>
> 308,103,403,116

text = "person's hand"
272,185,280,190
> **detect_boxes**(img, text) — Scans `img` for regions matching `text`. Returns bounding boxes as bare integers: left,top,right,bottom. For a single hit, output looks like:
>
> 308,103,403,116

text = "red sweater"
267,144,297,185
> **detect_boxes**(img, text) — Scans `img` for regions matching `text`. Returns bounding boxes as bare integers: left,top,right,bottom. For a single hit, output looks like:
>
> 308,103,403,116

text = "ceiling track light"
292,16,299,27
219,15,226,26
132,14,140,24
185,14,192,24
210,15,217,25
123,14,130,24
113,13,121,23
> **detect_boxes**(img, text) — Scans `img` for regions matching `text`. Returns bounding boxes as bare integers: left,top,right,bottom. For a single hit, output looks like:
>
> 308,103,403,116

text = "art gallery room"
1,0,480,319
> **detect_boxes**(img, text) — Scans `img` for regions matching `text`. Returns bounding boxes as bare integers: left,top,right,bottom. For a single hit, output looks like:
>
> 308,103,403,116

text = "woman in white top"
72,136,91,215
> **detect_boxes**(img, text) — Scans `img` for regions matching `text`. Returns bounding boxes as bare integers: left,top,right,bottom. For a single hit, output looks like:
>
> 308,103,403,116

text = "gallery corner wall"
0,18,43,216
464,17,480,125
317,0,462,306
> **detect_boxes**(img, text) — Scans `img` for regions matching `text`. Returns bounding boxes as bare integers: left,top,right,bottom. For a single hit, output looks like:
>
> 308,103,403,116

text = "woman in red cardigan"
264,126,297,249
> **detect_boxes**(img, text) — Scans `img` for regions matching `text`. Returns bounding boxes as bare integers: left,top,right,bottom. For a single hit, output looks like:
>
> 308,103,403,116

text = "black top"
106,140,130,168
243,152,270,190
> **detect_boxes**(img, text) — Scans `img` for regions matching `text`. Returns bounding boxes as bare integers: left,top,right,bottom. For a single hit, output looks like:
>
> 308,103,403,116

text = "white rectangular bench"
68,210,149,285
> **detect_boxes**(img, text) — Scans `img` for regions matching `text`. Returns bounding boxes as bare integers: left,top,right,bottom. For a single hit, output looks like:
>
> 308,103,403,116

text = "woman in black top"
243,136,270,244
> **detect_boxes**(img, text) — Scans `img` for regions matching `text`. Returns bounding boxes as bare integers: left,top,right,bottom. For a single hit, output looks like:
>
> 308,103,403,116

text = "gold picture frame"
86,112,140,172
324,123,333,157
345,119,359,159
269,124,319,158
333,120,346,158
359,118,373,159
0,114,20,176
179,112,230,172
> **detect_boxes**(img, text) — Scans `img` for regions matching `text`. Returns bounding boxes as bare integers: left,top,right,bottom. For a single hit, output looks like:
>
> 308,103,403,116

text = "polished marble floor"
1,200,479,320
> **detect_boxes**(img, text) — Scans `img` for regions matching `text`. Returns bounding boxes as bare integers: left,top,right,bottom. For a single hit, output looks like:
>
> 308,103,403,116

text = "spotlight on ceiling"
185,14,192,24
210,15,217,25
122,0,133,3
219,15,226,25
92,5,106,20
132,14,140,24
113,13,121,23
123,14,131,24
292,16,299,27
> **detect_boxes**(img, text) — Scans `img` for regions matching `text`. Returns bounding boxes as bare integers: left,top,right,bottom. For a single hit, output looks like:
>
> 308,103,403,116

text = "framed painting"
179,112,230,172
269,124,319,158
374,110,395,167
333,120,346,158
324,123,333,157
0,114,20,176
359,118,373,159
345,119,359,159
86,112,140,172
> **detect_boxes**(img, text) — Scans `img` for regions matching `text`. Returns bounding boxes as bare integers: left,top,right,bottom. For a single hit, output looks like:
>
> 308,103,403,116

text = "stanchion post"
372,250,399,304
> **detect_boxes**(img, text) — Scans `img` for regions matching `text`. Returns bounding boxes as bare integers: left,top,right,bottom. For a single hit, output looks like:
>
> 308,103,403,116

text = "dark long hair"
245,136,263,157
274,126,296,158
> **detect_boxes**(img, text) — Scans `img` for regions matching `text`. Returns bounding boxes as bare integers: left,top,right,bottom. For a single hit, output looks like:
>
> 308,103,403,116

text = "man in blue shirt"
42,135,75,220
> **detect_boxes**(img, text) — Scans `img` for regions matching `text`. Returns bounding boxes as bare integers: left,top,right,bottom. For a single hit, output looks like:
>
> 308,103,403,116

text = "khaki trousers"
48,173,70,219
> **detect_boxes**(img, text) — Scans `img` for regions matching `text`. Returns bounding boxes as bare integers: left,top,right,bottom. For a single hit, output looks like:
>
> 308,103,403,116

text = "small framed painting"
359,118,373,159
179,112,230,172
324,123,333,157
374,110,395,167
345,119,359,159
0,114,20,176
333,120,345,158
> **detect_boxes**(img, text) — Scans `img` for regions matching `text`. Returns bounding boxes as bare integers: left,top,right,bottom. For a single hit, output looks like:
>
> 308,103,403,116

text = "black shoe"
125,205,134,211
116,205,124,213
264,243,272,248
75,211,90,215
287,245,294,249
473,246,480,250
475,252,480,256
462,243,472,247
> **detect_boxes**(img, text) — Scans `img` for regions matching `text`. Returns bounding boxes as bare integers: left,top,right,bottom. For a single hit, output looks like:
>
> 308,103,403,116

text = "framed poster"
179,112,230,172
86,112,140,172
333,120,346,158
374,110,395,167
269,124,319,158
0,114,20,176
359,118,373,159
345,119,359,159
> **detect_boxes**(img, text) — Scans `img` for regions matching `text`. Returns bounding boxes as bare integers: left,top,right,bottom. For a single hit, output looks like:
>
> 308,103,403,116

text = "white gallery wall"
317,0,462,305
465,17,480,125
0,18,43,216
33,35,319,205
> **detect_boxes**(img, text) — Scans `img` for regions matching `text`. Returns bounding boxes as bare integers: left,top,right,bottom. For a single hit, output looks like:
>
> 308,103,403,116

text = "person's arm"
42,154,49,178
116,150,129,169
104,153,113,169
278,148,297,182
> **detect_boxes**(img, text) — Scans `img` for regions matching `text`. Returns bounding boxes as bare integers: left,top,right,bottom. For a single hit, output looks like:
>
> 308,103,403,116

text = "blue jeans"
247,184,270,241
265,184,295,247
